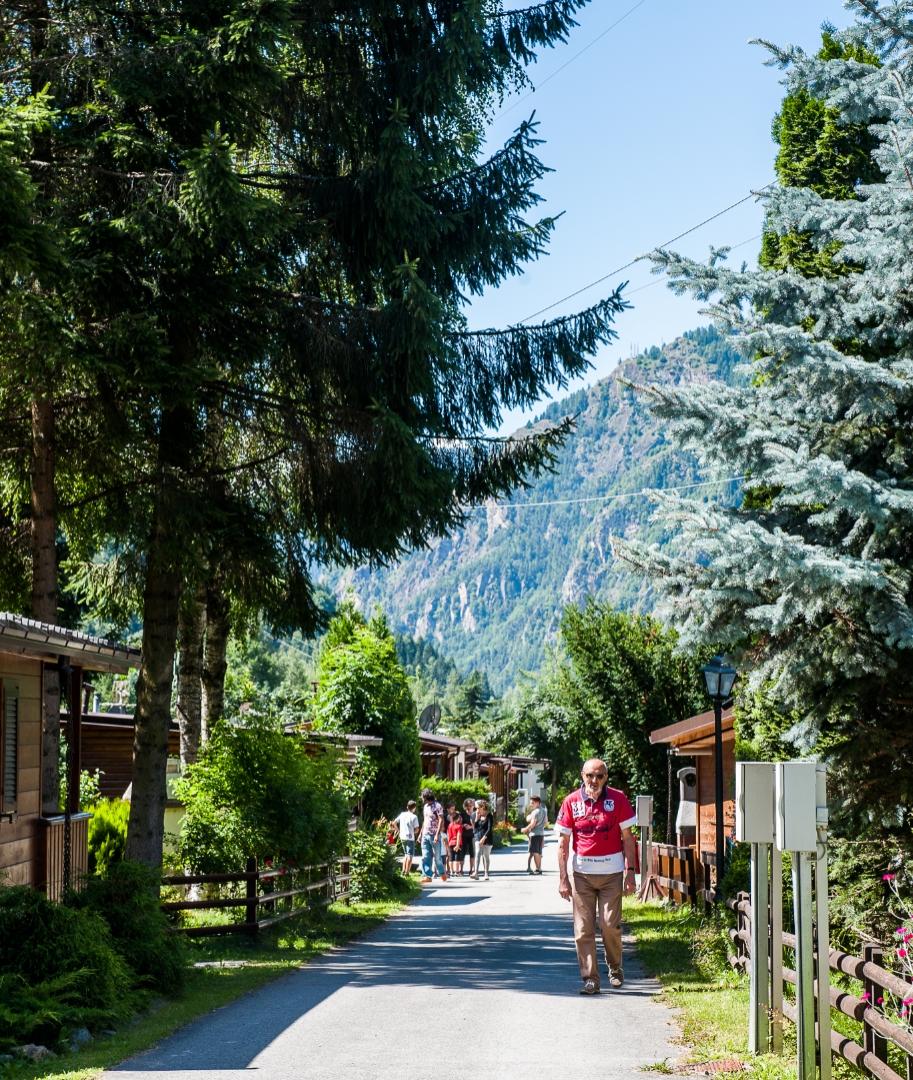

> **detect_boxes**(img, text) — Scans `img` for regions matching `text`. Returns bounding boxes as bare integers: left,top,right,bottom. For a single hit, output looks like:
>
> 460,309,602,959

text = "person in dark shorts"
522,794,548,874
461,799,476,876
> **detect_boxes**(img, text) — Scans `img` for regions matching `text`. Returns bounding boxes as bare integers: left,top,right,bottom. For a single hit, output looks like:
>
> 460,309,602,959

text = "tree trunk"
201,578,230,740
125,482,183,869
31,395,62,813
177,584,206,767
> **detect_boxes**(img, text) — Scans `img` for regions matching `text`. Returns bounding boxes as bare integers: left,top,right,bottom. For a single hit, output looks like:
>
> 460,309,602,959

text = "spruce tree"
2,1,626,866
625,0,913,843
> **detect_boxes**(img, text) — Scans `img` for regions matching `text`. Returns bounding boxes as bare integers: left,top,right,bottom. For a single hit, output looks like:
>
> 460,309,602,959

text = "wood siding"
696,729,736,858
0,654,43,887
64,716,180,800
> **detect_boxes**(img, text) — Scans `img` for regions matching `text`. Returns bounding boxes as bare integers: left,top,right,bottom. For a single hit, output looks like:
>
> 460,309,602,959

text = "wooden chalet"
61,710,180,800
649,706,736,859
0,613,141,898
418,730,478,781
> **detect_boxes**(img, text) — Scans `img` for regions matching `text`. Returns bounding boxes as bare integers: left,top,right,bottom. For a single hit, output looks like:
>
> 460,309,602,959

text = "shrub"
77,861,186,994
0,887,132,1049
492,821,514,848
420,777,491,813
88,797,130,875
348,822,410,902
176,713,350,873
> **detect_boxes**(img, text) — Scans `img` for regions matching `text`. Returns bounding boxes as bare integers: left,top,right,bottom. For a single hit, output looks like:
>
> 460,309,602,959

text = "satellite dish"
418,703,442,733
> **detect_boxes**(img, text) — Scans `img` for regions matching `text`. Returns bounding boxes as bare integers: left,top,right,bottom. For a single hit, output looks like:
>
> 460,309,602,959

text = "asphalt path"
110,837,680,1079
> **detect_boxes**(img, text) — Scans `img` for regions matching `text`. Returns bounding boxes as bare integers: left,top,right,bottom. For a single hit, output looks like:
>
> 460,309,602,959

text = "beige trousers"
571,871,623,982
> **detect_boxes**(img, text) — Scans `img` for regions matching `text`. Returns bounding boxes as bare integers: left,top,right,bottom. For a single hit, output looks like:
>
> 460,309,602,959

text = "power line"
470,474,744,511
520,186,774,324
500,0,650,117
624,233,761,297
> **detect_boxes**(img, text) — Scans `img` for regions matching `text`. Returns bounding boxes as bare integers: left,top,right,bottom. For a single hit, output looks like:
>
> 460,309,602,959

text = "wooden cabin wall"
696,732,736,858
0,655,42,886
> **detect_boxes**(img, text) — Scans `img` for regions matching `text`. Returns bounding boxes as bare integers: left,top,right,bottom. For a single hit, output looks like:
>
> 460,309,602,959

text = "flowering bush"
874,870,913,1030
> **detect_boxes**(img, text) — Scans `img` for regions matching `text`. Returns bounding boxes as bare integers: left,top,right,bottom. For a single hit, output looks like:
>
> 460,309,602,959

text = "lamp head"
703,654,737,701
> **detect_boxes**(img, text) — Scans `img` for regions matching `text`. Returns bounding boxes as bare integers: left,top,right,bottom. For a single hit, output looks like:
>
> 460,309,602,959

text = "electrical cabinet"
735,761,775,844
635,794,653,827
774,761,819,852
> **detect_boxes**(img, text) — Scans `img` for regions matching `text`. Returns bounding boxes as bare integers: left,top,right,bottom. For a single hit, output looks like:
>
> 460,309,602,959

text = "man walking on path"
556,758,637,995
419,787,446,883
522,794,547,874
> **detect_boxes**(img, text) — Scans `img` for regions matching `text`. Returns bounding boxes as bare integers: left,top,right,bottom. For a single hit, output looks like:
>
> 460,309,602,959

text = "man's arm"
621,826,637,895
557,832,572,900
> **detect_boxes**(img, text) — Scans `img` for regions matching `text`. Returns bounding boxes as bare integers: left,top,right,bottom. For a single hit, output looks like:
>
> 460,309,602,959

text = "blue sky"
471,0,849,433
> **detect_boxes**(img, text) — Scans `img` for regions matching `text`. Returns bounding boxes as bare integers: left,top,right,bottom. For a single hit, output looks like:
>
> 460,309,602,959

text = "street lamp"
702,654,737,899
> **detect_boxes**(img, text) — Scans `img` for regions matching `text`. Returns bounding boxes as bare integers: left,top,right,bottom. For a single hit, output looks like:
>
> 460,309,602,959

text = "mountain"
320,327,743,692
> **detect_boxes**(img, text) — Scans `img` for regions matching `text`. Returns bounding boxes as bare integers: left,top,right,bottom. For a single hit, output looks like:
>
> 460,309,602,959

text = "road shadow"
112,906,658,1073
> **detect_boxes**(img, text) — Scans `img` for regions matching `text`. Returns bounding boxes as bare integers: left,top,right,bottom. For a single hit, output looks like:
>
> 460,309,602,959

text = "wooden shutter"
1,680,18,812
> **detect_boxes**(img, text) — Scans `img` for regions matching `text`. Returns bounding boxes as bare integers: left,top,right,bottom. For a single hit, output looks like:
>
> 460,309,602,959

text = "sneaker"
534,869,543,875
608,969,624,989
469,873,478,880
441,874,449,882
419,876,432,883
579,979,599,995
484,874,490,881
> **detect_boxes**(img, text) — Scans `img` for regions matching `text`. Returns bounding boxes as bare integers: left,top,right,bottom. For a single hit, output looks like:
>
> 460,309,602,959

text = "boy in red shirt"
446,811,464,876
556,758,637,995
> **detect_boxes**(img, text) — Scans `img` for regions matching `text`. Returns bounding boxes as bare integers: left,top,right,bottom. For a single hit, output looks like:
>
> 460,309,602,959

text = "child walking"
470,800,493,880
446,811,464,875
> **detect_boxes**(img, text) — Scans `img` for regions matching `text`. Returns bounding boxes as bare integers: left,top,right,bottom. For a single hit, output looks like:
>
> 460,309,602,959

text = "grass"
626,899,861,1079
2,888,418,1080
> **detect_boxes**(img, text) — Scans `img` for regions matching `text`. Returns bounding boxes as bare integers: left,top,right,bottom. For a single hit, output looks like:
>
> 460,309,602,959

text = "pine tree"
625,0,913,842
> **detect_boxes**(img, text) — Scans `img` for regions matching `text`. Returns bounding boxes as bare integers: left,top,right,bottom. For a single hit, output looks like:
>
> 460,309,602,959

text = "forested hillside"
321,327,742,690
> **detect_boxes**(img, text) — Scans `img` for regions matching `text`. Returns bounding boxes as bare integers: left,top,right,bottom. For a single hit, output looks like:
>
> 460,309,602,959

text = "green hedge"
419,777,491,810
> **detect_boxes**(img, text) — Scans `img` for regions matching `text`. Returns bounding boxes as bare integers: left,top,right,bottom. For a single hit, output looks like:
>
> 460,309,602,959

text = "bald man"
556,758,637,994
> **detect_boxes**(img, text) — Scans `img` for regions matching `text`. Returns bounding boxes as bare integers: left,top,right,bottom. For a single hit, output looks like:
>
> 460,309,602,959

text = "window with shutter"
1,681,17,813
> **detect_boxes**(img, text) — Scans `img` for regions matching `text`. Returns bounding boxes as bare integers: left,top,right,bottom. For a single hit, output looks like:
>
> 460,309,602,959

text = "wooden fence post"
685,847,696,905
245,856,258,933
863,944,889,1071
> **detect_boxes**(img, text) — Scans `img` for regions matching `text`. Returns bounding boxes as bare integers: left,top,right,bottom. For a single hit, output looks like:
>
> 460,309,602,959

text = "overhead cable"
470,474,744,511
520,186,774,324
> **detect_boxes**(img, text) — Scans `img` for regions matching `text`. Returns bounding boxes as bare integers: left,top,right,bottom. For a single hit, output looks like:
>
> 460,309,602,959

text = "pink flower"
903,997,913,1006
898,949,908,958
862,991,871,1001
883,873,897,881
877,996,884,1005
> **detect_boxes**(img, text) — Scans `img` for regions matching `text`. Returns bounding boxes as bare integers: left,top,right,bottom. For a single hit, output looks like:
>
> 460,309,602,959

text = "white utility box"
774,762,819,852
636,794,654,827
735,761,776,844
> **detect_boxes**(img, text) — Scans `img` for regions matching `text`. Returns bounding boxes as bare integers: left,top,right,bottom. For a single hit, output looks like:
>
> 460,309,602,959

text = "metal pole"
815,766,832,1080
793,850,817,1080
713,697,724,898
770,845,784,1054
749,841,771,1054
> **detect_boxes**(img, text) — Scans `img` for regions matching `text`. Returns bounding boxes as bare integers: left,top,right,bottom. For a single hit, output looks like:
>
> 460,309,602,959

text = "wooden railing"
161,856,351,936
653,843,697,905
40,813,91,901
698,849,718,908
728,892,913,1079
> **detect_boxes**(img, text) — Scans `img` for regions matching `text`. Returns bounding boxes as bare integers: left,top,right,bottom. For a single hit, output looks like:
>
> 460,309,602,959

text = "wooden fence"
653,843,697,905
728,892,913,1079
161,857,351,936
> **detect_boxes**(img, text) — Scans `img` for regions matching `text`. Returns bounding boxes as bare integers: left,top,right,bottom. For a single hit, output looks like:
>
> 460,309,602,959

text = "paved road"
110,839,680,1079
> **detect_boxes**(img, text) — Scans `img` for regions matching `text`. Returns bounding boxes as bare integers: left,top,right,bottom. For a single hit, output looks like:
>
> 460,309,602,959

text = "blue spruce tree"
624,0,913,846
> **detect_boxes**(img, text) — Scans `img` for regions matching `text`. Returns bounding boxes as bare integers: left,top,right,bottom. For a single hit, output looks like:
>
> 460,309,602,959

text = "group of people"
393,789,495,882
393,760,638,997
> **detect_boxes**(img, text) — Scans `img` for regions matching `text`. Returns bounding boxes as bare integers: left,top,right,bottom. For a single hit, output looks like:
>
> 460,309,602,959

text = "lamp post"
702,654,737,899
